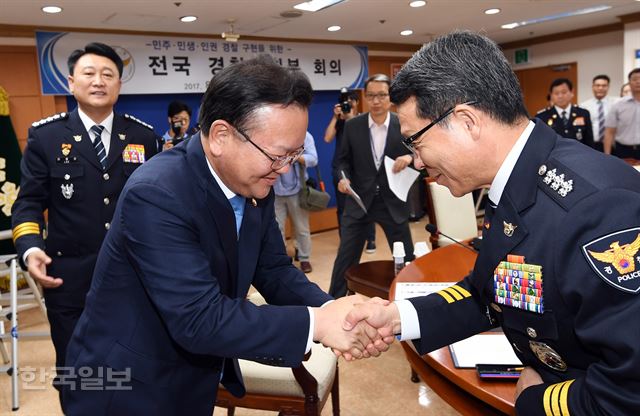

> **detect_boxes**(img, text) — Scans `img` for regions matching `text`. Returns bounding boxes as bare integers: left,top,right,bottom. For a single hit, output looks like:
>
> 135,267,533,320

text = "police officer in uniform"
11,42,159,407
535,78,595,149
344,31,640,415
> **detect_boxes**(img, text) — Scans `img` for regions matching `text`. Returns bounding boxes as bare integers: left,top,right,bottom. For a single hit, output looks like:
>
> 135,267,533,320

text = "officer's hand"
392,155,413,173
338,178,351,194
162,141,174,151
26,250,62,288
515,367,543,401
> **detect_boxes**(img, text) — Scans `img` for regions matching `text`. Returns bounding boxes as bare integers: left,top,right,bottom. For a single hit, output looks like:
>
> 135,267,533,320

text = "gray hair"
390,30,529,125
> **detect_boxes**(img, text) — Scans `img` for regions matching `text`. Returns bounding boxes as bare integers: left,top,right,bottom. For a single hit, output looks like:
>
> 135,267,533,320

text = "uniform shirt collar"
488,120,535,206
205,157,237,200
554,104,572,115
368,111,390,129
77,107,114,136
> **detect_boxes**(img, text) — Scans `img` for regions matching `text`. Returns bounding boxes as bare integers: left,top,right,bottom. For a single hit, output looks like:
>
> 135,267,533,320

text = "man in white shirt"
580,74,617,152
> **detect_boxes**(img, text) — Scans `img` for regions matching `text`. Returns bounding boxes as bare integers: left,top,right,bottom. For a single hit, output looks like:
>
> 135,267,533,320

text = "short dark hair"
199,55,313,136
67,42,124,78
550,78,573,92
593,74,610,84
628,68,640,80
346,90,359,102
167,101,192,118
365,74,391,90
390,31,528,125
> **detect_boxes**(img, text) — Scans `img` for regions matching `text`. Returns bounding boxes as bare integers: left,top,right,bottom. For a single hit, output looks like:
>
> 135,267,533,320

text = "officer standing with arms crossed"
11,42,159,408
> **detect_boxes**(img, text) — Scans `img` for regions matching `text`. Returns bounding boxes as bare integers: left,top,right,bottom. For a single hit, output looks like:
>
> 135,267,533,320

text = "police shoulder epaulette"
536,107,550,115
124,113,154,130
537,160,597,211
31,112,68,128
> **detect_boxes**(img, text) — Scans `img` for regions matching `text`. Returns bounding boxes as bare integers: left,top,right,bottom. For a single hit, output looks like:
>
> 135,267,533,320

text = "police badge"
61,183,74,200
582,228,640,294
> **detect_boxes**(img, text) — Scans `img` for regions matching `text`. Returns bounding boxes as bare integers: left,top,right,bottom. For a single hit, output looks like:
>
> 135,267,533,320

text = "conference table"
391,243,516,416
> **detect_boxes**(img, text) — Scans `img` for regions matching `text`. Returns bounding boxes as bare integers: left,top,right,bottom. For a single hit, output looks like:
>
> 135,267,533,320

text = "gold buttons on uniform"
526,327,537,338
103,198,110,205
103,173,110,180
105,222,110,230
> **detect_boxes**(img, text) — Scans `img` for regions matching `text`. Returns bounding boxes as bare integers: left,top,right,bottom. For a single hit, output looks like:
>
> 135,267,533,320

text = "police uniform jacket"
11,109,159,300
408,119,640,415
535,105,595,149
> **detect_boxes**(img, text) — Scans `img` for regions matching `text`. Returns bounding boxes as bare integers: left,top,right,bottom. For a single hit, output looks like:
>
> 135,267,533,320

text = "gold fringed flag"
0,86,22,255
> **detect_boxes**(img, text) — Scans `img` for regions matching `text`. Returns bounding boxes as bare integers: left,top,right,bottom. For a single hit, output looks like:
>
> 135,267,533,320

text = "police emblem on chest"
61,183,74,199
582,227,640,294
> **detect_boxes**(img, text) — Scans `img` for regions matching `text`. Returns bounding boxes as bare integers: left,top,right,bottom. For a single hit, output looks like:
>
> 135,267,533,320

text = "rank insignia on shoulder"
538,166,573,197
124,114,154,130
31,112,68,128
582,228,640,294
493,254,544,313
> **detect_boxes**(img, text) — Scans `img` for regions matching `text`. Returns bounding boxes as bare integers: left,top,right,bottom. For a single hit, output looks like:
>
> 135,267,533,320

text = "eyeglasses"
232,124,304,170
365,93,389,101
401,101,477,154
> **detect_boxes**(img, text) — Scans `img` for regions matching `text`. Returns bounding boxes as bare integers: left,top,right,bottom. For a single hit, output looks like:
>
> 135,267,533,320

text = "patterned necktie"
561,110,569,127
229,195,245,238
90,125,107,170
597,100,605,142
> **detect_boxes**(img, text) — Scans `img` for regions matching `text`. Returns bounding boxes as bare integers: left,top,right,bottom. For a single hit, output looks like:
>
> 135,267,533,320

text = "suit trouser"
328,194,414,298
332,173,375,241
274,194,312,260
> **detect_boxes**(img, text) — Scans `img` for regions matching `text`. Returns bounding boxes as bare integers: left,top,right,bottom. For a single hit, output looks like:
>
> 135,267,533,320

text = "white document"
384,156,420,202
394,282,456,301
449,333,522,368
340,170,367,214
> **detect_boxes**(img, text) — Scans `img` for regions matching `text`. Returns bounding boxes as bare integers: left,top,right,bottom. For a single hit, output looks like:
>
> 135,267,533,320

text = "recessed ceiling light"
294,0,346,12
41,6,62,14
327,25,341,32
484,8,501,15
501,4,610,30
409,0,427,7
400,30,414,36
180,15,197,23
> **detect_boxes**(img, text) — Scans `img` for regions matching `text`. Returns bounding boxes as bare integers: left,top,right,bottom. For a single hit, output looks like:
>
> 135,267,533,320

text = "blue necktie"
229,195,245,238
90,125,107,170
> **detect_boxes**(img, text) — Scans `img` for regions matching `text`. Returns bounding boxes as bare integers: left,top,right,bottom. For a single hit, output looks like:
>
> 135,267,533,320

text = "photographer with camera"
162,100,192,150
324,88,377,253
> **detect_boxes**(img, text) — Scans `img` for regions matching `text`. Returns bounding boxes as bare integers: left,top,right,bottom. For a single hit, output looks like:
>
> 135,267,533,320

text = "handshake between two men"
312,295,401,360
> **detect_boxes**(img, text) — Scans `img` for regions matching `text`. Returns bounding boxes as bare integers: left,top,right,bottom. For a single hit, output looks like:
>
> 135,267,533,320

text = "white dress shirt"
77,108,114,154
580,96,617,142
368,112,390,170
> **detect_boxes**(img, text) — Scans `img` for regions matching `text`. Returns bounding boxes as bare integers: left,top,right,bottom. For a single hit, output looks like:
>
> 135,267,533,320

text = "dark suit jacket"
535,105,595,149
336,112,412,224
63,135,332,415
12,109,159,301
409,119,640,415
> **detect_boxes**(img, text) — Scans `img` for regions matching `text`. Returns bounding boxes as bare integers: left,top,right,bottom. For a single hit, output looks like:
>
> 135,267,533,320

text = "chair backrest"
215,291,340,416
425,179,478,248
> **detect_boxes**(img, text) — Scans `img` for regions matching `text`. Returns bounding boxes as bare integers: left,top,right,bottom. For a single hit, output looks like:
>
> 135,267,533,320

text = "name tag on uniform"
123,144,146,163
493,254,544,313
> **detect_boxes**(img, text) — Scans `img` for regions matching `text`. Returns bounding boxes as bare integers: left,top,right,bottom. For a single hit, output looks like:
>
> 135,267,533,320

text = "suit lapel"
65,110,102,170
186,136,239,296
105,114,129,170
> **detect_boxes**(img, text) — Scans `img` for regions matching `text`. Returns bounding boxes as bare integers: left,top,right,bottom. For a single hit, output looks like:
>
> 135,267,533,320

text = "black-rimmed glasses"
233,125,304,171
401,101,477,154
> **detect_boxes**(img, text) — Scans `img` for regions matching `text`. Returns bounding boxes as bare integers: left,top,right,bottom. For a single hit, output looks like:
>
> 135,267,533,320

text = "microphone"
425,223,478,253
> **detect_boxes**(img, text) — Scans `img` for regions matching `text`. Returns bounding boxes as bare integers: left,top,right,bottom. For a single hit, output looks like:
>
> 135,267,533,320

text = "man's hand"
337,178,351,194
333,103,343,119
392,155,413,173
515,367,543,401
162,141,174,151
313,295,391,360
26,250,62,288
343,298,401,342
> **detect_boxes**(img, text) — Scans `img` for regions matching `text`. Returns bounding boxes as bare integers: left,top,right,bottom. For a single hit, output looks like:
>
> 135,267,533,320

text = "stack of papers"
449,334,522,368
394,282,455,301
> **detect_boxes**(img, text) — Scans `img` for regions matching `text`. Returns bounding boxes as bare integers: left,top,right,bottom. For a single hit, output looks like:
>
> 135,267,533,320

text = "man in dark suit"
535,78,595,148
62,56,390,415
344,31,640,415
11,42,159,405
328,74,415,298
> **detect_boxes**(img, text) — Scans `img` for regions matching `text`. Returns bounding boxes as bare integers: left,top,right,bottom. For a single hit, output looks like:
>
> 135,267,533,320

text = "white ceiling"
1,0,639,46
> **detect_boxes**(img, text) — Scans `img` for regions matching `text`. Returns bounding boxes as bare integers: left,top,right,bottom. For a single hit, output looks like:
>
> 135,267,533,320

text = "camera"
171,121,182,137
339,87,351,114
